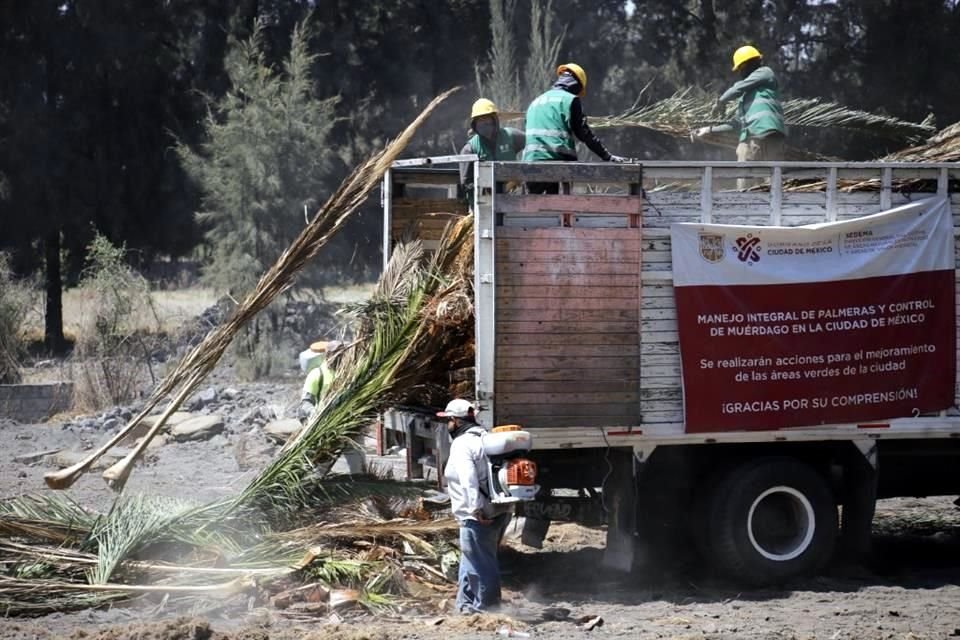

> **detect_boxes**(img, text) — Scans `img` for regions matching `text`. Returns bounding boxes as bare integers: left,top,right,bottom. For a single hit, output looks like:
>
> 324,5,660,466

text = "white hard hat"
436,398,476,419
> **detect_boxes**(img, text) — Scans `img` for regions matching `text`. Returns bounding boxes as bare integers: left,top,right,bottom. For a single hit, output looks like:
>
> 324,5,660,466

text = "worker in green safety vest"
459,98,525,204
297,340,340,421
691,45,786,188
522,62,629,194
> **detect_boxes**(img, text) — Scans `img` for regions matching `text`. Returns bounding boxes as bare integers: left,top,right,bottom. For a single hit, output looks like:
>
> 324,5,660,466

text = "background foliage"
2,0,959,355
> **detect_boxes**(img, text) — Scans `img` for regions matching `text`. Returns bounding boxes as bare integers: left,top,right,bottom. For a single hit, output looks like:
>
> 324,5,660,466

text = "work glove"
690,126,712,142
712,97,724,115
298,400,315,422
608,154,629,163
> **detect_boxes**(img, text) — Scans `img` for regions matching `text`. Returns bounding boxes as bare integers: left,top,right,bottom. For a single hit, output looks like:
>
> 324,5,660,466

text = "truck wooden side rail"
383,157,960,584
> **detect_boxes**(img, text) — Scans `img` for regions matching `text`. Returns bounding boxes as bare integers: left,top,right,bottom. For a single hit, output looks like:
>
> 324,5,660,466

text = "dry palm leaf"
592,87,936,159
43,86,461,494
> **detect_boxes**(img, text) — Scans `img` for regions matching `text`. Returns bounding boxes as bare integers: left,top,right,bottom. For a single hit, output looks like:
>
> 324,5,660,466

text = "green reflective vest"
522,89,576,161
302,361,334,402
468,127,520,161
736,70,785,142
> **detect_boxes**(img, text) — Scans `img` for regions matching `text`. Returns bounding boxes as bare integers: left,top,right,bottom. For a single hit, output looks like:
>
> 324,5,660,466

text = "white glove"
690,126,712,142
298,400,315,422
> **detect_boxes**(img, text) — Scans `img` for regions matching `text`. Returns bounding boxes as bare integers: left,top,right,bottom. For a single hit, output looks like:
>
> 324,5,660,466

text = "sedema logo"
698,233,725,263
735,233,761,264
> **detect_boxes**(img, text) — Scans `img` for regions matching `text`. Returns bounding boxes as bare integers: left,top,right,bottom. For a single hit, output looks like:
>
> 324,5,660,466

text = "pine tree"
178,18,340,377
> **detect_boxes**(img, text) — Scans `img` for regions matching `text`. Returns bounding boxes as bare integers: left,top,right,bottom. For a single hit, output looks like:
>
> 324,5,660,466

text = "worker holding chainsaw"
691,45,786,188
459,98,525,203
522,62,631,194
439,398,513,613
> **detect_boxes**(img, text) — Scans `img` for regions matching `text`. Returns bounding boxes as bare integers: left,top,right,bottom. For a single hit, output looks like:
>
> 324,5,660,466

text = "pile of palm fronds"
0,223,476,618
591,87,937,160
883,121,960,163
1,92,484,619
0,225,475,615
0,484,457,616
43,86,462,495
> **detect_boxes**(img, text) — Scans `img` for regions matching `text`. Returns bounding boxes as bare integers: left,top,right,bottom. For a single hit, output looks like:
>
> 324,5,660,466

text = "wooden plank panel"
498,298,637,312
495,355,639,370
496,250,641,264
640,387,682,400
497,237,640,253
497,321,637,334
643,330,679,342
499,261,638,275
497,227,639,240
641,411,685,423
498,368,639,381
496,194,643,215
502,215,562,227
498,344,638,358
499,415,637,428
497,403,639,417
496,284,638,299
498,391,639,405
499,332,638,346
491,161,643,182
639,319,677,332
641,375,681,388
574,216,630,228
641,340,679,353
498,273,639,287
497,308,638,322
504,380,640,394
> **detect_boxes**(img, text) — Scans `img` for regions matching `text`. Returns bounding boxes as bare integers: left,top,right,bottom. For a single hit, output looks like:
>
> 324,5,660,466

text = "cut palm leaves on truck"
592,87,936,158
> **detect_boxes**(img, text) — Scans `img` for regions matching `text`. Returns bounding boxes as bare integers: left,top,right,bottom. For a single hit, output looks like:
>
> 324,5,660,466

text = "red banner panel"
671,198,956,433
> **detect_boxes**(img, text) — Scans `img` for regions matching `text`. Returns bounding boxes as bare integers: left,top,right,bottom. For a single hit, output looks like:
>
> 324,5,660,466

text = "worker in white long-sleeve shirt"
439,398,511,613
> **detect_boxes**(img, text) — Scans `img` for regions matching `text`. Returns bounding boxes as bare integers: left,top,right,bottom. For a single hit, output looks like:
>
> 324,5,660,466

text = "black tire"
703,457,838,585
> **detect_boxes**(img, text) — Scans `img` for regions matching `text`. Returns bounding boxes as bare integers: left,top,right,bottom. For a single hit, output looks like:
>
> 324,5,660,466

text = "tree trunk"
44,229,66,354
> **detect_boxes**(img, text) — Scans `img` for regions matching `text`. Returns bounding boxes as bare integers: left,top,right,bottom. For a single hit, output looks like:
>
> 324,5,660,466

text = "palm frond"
883,120,960,162
0,494,95,543
43,87,460,493
591,87,937,157
85,495,195,584
277,519,457,544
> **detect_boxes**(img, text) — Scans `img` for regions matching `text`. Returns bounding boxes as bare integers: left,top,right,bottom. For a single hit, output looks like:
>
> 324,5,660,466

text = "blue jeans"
456,514,510,612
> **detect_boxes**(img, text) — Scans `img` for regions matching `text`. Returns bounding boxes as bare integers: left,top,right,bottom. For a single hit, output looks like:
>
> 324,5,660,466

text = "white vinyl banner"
670,196,956,433
672,197,953,286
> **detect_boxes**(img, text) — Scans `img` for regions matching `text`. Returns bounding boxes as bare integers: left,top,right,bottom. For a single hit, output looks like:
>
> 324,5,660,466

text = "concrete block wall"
0,383,74,423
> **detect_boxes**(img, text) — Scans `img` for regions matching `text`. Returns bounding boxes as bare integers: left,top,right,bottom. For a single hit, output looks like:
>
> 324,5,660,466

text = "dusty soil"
3,402,960,640
2,329,960,638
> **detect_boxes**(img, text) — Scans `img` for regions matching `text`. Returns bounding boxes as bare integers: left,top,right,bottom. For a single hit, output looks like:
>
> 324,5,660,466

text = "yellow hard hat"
470,98,498,120
557,63,587,97
732,45,762,71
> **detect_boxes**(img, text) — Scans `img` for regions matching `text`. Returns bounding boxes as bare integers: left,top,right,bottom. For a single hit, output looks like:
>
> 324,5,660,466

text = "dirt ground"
3,403,960,639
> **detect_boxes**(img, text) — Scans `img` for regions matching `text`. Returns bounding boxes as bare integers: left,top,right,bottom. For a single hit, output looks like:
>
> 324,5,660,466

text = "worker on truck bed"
691,45,786,189
522,62,629,194
459,98,524,204
440,398,511,613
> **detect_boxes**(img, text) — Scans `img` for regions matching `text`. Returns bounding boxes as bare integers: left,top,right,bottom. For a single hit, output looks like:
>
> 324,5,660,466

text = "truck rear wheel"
704,458,837,585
